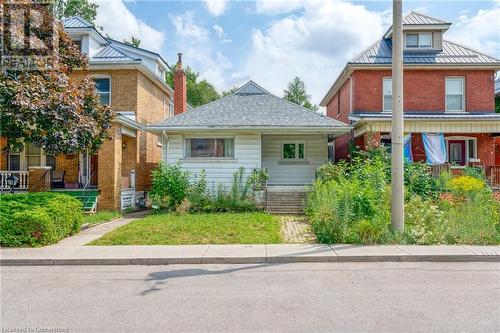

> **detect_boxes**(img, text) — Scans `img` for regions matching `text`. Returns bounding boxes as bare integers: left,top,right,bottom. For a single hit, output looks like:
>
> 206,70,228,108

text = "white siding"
165,132,261,191
262,135,328,185
88,35,102,58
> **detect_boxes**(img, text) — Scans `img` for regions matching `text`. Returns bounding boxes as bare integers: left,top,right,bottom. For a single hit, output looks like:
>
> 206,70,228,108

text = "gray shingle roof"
403,11,451,25
154,81,348,129
350,39,500,65
350,112,500,121
91,45,139,63
62,16,93,28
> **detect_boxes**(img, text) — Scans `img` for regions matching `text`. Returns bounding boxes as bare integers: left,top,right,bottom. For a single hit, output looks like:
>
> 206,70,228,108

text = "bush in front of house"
150,164,265,213
307,147,500,245
0,192,83,247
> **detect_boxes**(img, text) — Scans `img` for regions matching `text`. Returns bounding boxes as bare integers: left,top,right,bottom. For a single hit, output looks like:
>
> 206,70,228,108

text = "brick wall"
55,154,79,184
71,70,139,112
136,71,170,191
0,137,7,170
351,69,495,112
326,79,351,161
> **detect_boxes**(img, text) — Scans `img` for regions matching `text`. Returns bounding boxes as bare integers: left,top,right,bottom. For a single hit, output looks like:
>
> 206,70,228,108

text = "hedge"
0,192,83,247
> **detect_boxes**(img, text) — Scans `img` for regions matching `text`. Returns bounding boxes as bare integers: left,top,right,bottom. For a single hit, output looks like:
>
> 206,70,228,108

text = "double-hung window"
406,32,432,48
25,142,42,167
94,77,111,105
445,77,464,112
186,138,234,158
282,142,305,160
383,78,392,112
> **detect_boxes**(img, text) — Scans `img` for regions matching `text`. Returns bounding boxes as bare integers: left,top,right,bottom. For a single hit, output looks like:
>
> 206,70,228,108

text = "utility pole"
391,0,404,231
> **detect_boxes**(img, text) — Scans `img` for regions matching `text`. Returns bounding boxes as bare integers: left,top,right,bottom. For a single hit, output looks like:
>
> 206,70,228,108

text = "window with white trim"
169,100,174,118
446,137,477,167
445,77,464,112
25,142,42,167
94,77,111,105
406,32,432,48
8,148,21,171
186,138,234,158
383,78,392,112
282,142,305,160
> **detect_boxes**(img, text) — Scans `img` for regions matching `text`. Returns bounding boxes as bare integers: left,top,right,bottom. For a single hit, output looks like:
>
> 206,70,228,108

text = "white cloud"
255,0,305,15
204,0,229,16
94,0,165,52
213,24,232,44
446,2,500,57
238,0,387,104
171,12,233,90
170,12,209,41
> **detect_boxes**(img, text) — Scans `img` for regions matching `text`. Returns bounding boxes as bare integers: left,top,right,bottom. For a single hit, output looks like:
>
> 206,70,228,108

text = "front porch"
0,118,151,210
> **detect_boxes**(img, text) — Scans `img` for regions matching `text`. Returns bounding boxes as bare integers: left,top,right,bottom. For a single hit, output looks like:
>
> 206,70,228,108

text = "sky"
93,0,500,104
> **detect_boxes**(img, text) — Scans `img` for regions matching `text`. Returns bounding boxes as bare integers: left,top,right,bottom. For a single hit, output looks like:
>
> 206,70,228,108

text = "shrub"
446,176,485,196
0,192,83,247
187,170,210,211
404,162,438,199
150,162,190,212
463,166,486,180
440,193,500,244
403,196,446,244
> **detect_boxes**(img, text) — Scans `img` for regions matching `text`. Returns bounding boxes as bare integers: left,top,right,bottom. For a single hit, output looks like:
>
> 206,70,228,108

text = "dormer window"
405,32,432,48
158,65,165,80
73,39,82,51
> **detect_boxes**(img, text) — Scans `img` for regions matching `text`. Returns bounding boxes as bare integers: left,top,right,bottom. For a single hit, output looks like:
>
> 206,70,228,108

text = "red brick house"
321,11,500,183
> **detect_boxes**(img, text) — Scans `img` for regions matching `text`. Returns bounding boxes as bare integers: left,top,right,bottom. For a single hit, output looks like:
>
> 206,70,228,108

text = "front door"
90,154,98,186
448,140,466,166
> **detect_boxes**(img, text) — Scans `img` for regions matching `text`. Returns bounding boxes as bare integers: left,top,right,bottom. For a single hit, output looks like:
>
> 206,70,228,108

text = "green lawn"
88,212,282,245
83,211,122,227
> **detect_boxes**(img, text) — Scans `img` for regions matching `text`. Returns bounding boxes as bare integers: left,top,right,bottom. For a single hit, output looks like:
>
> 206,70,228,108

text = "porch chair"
51,170,65,188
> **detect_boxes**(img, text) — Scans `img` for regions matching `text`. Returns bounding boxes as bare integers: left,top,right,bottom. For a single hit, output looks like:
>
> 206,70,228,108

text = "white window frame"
169,100,174,118
93,75,111,106
281,141,306,160
7,143,47,171
184,137,235,159
382,77,392,112
445,77,465,112
444,136,477,168
405,32,433,49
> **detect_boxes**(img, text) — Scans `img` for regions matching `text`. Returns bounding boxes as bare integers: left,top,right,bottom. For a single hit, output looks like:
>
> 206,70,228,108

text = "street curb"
2,254,499,266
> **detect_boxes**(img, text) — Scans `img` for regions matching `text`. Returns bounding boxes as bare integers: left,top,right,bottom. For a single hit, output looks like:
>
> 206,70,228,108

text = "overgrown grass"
83,211,122,226
88,212,282,245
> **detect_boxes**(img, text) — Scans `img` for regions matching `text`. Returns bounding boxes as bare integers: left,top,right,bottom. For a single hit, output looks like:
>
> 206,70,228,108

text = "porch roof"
147,81,351,134
349,112,500,122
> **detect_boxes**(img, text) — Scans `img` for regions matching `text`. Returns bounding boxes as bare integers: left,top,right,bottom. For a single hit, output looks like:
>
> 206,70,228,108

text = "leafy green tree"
0,19,114,155
222,86,239,97
124,36,141,48
54,0,98,24
283,76,318,111
166,66,221,108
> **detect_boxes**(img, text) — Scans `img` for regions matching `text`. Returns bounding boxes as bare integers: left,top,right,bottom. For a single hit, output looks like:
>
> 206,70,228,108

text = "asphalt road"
1,262,499,332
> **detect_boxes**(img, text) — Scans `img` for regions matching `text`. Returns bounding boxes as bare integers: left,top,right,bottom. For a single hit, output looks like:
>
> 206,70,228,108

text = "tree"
166,66,221,108
222,86,239,97
0,20,114,155
283,76,318,111
54,0,98,24
124,36,141,48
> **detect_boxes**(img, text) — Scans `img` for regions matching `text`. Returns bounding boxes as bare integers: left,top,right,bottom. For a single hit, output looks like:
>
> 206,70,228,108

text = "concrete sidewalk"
1,244,499,265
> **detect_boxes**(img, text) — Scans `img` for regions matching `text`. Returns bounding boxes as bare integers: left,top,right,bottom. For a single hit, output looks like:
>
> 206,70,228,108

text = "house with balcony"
0,16,173,211
321,11,500,186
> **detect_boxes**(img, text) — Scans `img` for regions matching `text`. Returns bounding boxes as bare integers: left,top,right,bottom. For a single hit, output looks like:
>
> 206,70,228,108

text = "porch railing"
0,171,29,191
491,166,500,188
428,164,450,178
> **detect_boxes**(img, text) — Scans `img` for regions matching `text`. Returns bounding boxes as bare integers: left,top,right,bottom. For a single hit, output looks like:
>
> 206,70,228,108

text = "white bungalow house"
147,80,351,211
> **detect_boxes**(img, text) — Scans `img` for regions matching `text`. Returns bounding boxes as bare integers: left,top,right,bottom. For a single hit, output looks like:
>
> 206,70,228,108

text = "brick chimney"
173,53,187,115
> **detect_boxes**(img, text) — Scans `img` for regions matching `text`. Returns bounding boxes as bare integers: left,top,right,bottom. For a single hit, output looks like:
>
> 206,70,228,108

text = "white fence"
0,171,29,191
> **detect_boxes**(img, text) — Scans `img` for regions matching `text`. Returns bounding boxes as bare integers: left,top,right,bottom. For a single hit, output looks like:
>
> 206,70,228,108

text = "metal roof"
62,16,93,28
91,45,139,63
495,78,500,95
349,112,500,121
350,39,500,65
152,81,349,130
403,11,450,25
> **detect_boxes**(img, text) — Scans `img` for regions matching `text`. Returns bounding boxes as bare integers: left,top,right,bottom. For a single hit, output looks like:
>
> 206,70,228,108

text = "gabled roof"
350,39,500,65
62,16,93,28
149,81,350,132
403,11,450,25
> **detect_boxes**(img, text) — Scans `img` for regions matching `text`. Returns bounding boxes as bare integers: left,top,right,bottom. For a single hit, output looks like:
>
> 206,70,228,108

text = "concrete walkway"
1,244,499,265
55,210,149,246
